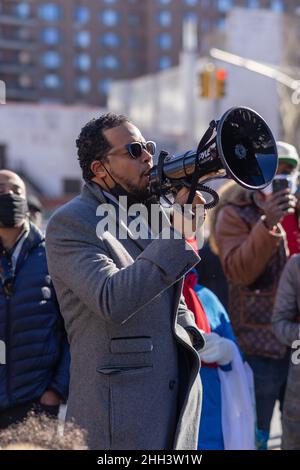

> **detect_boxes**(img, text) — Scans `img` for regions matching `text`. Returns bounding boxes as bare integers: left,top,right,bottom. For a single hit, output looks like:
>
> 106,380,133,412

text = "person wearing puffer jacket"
0,170,70,429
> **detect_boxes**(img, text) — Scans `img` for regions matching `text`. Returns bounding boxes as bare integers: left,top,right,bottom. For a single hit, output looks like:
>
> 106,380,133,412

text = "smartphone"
272,178,289,193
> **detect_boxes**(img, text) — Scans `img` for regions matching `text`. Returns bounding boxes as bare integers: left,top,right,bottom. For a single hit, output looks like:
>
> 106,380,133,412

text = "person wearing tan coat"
209,178,295,449
272,254,300,450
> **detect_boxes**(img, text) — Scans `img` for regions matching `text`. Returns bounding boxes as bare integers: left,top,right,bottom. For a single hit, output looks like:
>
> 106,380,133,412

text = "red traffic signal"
215,69,227,98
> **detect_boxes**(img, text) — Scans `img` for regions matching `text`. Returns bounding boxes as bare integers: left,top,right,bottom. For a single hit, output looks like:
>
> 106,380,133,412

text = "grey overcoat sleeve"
272,255,300,346
46,213,200,326
177,296,204,351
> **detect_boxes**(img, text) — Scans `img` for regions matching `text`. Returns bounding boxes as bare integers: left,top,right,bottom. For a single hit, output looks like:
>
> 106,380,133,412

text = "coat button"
169,380,176,390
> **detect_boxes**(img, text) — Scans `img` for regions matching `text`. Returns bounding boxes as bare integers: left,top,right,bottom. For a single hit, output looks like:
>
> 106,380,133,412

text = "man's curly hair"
76,112,129,181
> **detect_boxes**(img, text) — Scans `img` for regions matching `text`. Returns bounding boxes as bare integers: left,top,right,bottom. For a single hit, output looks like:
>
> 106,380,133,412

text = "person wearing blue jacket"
195,283,237,450
183,261,238,450
0,170,70,429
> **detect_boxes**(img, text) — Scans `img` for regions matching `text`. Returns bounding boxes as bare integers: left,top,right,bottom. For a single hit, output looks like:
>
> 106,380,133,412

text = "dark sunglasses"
125,141,156,159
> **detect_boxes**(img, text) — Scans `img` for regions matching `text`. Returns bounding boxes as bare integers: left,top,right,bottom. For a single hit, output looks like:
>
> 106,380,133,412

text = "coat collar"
81,181,167,251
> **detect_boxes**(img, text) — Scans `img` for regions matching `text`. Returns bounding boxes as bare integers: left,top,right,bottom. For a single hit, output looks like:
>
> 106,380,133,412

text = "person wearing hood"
0,170,70,429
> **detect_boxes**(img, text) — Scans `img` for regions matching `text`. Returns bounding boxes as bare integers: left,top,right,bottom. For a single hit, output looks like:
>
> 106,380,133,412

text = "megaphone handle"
186,178,219,210
197,184,220,210
187,166,201,205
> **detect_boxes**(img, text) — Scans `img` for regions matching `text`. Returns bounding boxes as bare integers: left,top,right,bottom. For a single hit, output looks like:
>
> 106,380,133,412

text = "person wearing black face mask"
0,192,28,229
0,172,29,252
0,170,70,429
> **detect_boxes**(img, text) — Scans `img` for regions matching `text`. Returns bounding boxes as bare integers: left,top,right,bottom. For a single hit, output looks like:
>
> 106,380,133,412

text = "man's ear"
90,160,106,178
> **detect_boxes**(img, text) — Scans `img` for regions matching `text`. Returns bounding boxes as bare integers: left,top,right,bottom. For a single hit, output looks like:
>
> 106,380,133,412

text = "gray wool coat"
45,182,204,450
272,254,300,450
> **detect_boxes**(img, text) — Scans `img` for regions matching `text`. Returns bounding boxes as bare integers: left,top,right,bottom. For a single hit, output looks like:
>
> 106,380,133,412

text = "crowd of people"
0,113,300,451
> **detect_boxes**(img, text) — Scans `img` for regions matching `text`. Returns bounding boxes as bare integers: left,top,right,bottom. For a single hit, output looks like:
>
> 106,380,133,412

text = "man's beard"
125,180,152,202
109,174,159,230
110,173,153,204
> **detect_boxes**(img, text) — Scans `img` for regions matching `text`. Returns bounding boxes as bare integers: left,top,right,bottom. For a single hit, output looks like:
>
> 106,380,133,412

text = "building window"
75,53,91,71
74,6,90,24
158,56,172,69
101,32,120,48
0,145,7,170
19,75,32,88
76,77,91,94
15,3,31,19
158,33,172,50
75,31,91,48
18,28,31,40
41,28,61,45
158,0,172,4
19,51,31,64
217,17,226,30
98,55,120,70
98,79,113,95
39,3,62,21
128,59,137,71
247,0,259,7
43,74,61,89
39,98,63,104
202,19,210,32
42,51,61,69
128,36,139,48
185,0,198,5
100,10,119,27
184,12,198,22
128,14,140,26
158,11,172,27
271,0,283,12
218,0,233,12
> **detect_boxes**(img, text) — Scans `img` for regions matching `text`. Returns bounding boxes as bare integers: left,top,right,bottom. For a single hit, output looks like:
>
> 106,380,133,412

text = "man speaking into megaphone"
45,108,279,450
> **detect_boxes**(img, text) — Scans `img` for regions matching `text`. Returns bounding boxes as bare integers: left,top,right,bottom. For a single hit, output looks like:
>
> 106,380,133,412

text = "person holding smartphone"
209,141,297,449
270,142,300,256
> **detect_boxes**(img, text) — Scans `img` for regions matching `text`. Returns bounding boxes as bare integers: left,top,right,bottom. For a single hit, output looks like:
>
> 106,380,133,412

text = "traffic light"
215,68,227,98
199,70,212,98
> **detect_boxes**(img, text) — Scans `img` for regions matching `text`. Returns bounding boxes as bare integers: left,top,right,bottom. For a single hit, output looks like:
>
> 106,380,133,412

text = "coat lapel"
82,182,155,252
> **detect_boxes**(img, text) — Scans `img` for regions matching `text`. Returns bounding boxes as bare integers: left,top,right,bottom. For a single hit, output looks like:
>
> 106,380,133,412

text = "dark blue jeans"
246,353,289,433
